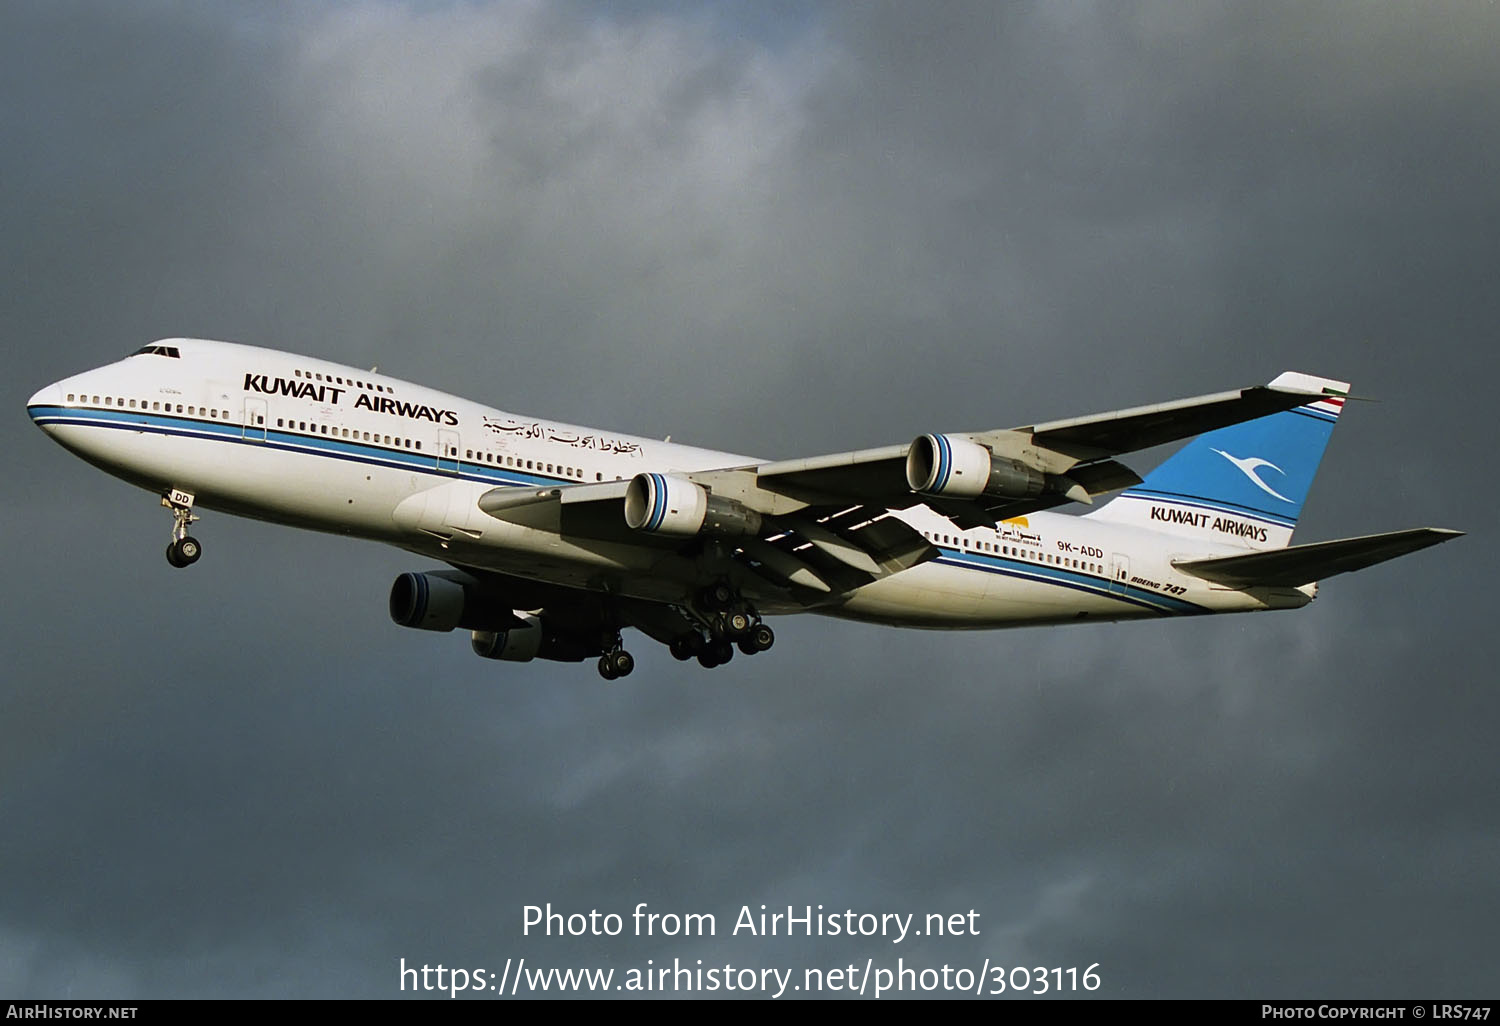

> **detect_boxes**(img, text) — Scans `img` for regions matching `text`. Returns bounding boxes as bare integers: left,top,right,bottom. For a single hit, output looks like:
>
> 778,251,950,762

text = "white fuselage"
28,339,1312,630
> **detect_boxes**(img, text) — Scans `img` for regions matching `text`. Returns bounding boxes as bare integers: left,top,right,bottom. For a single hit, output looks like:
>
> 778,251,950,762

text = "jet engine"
906,434,1088,503
389,570,517,632
470,618,590,663
623,472,763,537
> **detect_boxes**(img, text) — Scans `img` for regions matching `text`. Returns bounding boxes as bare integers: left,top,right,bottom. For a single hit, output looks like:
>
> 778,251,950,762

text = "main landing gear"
162,490,202,568
597,631,635,681
667,582,776,671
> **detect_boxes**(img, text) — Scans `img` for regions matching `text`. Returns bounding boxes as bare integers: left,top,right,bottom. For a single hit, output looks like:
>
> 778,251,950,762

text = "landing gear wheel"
165,536,200,568
609,649,635,678
669,635,701,661
598,655,619,681
750,623,774,652
697,638,734,669
174,536,202,565
725,610,753,637
700,582,734,611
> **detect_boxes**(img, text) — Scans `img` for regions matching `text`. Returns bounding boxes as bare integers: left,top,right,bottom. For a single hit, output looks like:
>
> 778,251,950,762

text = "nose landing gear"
162,490,202,568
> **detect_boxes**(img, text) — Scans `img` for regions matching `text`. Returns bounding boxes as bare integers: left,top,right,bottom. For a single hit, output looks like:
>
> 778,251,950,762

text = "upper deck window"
130,345,180,358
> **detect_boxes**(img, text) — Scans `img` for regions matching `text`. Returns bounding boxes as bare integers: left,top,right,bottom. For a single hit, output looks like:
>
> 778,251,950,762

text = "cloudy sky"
4,0,1495,999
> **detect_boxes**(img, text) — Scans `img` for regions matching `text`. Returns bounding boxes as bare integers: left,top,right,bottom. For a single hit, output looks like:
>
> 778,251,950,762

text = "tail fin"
1087,372,1349,550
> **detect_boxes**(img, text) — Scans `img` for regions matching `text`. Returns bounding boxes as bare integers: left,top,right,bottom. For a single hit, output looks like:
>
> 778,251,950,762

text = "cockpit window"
130,345,181,358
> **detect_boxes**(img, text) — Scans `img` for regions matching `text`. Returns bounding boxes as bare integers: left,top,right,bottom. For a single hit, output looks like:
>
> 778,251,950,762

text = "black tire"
611,650,635,678
737,638,758,656
750,624,775,652
597,655,619,681
701,582,734,611
669,637,695,661
697,648,720,669
175,536,202,565
709,639,734,665
726,610,753,637
165,543,185,568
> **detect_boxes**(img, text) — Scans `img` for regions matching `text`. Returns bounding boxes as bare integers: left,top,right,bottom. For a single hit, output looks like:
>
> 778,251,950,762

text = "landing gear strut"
162,490,202,568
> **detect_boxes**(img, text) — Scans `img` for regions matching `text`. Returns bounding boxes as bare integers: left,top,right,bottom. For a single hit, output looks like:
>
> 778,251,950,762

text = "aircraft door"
243,398,267,442
438,429,460,474
1109,553,1130,594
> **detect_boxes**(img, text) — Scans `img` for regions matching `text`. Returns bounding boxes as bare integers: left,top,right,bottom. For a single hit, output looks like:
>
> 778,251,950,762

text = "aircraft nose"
27,383,62,423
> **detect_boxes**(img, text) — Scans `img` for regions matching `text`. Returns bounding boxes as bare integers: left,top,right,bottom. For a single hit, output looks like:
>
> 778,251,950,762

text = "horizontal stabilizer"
1173,528,1462,588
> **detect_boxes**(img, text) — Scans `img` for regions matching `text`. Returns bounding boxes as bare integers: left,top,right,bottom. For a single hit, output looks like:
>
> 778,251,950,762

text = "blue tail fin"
1088,372,1350,549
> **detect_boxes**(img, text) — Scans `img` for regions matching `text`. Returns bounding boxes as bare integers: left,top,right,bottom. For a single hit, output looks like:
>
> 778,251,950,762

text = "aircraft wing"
476,483,936,601
737,377,1328,526
1172,528,1463,588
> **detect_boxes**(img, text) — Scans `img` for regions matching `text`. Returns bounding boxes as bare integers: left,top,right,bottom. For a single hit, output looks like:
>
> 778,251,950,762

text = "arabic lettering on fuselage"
998,524,1041,545
481,416,642,455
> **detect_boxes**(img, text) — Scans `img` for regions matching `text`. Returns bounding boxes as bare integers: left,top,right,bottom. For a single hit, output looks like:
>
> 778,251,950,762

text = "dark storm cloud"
3,0,1494,999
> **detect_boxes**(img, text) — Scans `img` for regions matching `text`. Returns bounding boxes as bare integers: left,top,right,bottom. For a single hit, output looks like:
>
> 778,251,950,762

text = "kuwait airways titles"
242,372,459,425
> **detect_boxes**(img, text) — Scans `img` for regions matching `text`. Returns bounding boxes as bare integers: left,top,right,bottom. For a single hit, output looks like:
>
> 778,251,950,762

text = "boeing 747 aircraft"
27,339,1459,678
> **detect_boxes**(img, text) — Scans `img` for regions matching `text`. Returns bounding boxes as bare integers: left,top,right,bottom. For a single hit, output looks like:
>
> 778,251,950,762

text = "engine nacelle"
906,434,1047,500
623,473,763,537
389,570,514,632
471,619,591,663
470,617,543,661
389,571,468,631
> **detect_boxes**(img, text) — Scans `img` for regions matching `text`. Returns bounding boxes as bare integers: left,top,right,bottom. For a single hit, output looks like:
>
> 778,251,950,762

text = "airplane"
27,338,1460,679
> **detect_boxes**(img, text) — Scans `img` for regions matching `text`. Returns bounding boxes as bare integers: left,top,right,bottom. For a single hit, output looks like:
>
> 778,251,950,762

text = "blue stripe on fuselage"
932,547,1206,616
27,405,582,490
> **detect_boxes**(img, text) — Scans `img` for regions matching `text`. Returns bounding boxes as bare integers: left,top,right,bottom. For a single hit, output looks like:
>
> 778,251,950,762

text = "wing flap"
1173,528,1462,588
